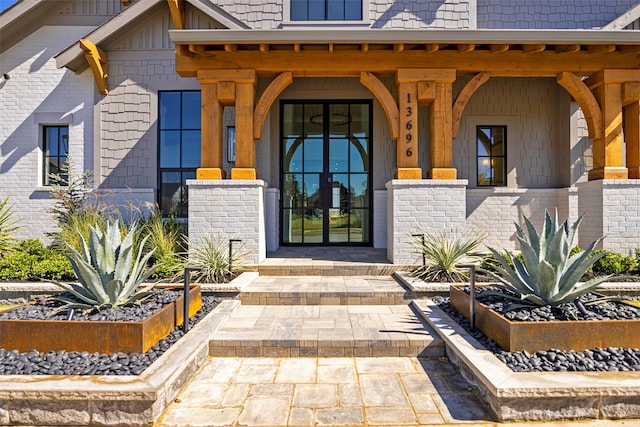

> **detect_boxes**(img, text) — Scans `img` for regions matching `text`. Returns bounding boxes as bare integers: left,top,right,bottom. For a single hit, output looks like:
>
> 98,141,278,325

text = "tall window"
158,91,201,217
291,0,362,20
43,125,68,186
477,125,506,186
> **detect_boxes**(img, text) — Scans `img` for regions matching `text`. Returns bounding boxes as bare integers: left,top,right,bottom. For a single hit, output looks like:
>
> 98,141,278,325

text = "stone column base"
386,179,468,265
187,179,266,265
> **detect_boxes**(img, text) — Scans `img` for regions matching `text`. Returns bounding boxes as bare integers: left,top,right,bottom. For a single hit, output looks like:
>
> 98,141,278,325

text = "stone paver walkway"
157,356,487,426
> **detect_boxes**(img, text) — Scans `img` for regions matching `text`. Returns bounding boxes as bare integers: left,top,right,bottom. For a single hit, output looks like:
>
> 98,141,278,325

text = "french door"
281,101,372,245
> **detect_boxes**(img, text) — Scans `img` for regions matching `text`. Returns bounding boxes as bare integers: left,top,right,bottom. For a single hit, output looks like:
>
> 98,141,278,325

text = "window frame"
476,125,507,187
283,0,369,26
42,125,69,186
157,90,202,218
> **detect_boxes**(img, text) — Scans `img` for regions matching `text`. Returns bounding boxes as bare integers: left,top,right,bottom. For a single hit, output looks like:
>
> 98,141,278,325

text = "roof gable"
603,3,640,30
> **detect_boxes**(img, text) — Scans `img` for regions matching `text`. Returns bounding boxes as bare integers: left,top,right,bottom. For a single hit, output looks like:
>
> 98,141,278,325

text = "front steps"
208,275,444,358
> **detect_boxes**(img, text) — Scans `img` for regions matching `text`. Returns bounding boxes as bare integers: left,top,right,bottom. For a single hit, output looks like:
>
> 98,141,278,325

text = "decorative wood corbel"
79,39,108,95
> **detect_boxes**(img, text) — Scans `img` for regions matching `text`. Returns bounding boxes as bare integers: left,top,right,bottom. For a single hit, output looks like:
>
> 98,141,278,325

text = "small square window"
477,126,506,186
43,125,69,186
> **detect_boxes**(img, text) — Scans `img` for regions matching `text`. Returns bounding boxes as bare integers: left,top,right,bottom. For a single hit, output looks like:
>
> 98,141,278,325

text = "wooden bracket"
556,72,603,140
360,72,400,140
79,39,108,95
167,0,185,30
452,72,490,139
253,72,293,139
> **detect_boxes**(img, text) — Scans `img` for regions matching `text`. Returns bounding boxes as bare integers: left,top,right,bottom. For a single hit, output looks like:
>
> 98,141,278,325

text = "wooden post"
231,81,257,179
429,81,456,179
395,81,421,179
626,100,640,179
586,70,628,180
196,84,224,180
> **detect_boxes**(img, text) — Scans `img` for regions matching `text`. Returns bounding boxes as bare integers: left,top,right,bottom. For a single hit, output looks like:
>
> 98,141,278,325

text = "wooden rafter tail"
79,39,108,95
121,0,131,6
167,0,185,30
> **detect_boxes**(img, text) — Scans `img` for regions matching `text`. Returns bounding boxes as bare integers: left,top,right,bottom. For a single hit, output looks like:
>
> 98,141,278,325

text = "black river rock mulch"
0,293,221,375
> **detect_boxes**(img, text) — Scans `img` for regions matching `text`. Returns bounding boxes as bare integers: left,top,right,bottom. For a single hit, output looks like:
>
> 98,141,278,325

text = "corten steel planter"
450,285,640,353
0,285,201,354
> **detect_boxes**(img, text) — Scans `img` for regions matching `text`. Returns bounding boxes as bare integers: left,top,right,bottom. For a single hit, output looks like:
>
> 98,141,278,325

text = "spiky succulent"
486,210,608,307
53,220,158,312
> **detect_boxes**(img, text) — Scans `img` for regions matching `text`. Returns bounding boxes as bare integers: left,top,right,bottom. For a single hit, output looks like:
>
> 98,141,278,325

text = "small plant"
0,239,74,281
412,229,486,282
486,210,608,308
591,249,637,275
52,220,158,312
0,197,20,257
137,207,186,280
188,234,247,283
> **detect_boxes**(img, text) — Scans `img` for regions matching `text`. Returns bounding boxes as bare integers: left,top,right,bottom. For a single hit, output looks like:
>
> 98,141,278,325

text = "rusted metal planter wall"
450,285,640,353
0,285,201,354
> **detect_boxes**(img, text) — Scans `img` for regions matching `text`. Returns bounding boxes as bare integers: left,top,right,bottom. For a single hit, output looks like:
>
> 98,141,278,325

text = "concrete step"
208,304,444,358
239,275,409,305
256,263,411,276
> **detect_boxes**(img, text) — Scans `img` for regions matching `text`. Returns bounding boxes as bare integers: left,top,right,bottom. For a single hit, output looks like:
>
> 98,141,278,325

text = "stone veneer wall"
187,180,266,265
386,180,468,264
577,180,640,255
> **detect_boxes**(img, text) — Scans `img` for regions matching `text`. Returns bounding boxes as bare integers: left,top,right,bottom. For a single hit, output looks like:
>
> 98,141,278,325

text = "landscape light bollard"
457,264,477,331
228,239,242,276
183,267,201,334
411,233,426,267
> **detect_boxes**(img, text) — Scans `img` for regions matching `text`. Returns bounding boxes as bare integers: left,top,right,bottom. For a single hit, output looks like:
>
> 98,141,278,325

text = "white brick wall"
386,180,467,264
187,180,267,265
577,180,640,255
0,26,96,242
466,188,568,251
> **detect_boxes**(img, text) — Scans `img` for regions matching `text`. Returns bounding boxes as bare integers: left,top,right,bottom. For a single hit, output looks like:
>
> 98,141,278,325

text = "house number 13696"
405,93,413,156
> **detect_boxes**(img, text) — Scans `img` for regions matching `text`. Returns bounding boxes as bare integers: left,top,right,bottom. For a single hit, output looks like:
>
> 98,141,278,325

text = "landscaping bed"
0,293,220,375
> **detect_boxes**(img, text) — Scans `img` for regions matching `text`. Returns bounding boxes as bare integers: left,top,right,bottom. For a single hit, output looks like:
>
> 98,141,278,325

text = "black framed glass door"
281,101,372,245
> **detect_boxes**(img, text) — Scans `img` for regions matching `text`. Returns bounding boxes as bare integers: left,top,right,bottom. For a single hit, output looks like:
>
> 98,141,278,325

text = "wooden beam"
294,43,301,53
624,82,640,106
216,81,236,105
586,69,640,88
489,44,509,53
259,44,269,54
360,72,399,140
189,44,205,55
394,43,404,53
361,43,369,53
452,72,490,139
396,68,456,83
554,44,580,54
79,39,108,95
522,44,546,53
253,72,293,139
417,81,435,103
587,44,616,54
556,72,602,140
175,50,640,78
457,44,475,53
167,0,185,30
225,44,237,53
625,101,640,178
197,69,258,84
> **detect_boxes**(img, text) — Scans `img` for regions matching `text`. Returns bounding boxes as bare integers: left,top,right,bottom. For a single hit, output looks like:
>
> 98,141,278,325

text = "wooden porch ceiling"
170,29,640,77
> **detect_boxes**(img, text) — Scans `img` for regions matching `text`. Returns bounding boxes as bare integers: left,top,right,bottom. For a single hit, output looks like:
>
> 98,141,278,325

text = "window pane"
349,138,368,172
285,138,303,172
284,174,303,208
304,104,323,136
350,173,368,207
304,138,323,172
160,92,181,129
283,104,303,137
329,138,348,172
492,158,505,186
350,103,368,137
477,157,491,186
181,92,201,129
59,127,69,155
477,128,490,156
181,130,201,168
344,0,362,19
491,127,505,156
283,208,303,243
160,130,181,168
327,0,344,20
161,171,182,216
291,0,307,20
46,127,58,156
308,0,325,19
329,104,348,136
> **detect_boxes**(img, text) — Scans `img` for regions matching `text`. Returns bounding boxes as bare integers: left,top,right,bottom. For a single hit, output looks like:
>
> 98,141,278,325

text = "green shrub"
0,239,74,281
591,249,637,275
412,229,486,282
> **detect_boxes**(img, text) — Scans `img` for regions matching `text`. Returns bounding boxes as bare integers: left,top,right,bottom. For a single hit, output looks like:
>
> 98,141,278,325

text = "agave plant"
412,229,486,282
53,220,158,312
0,197,21,257
486,210,608,307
